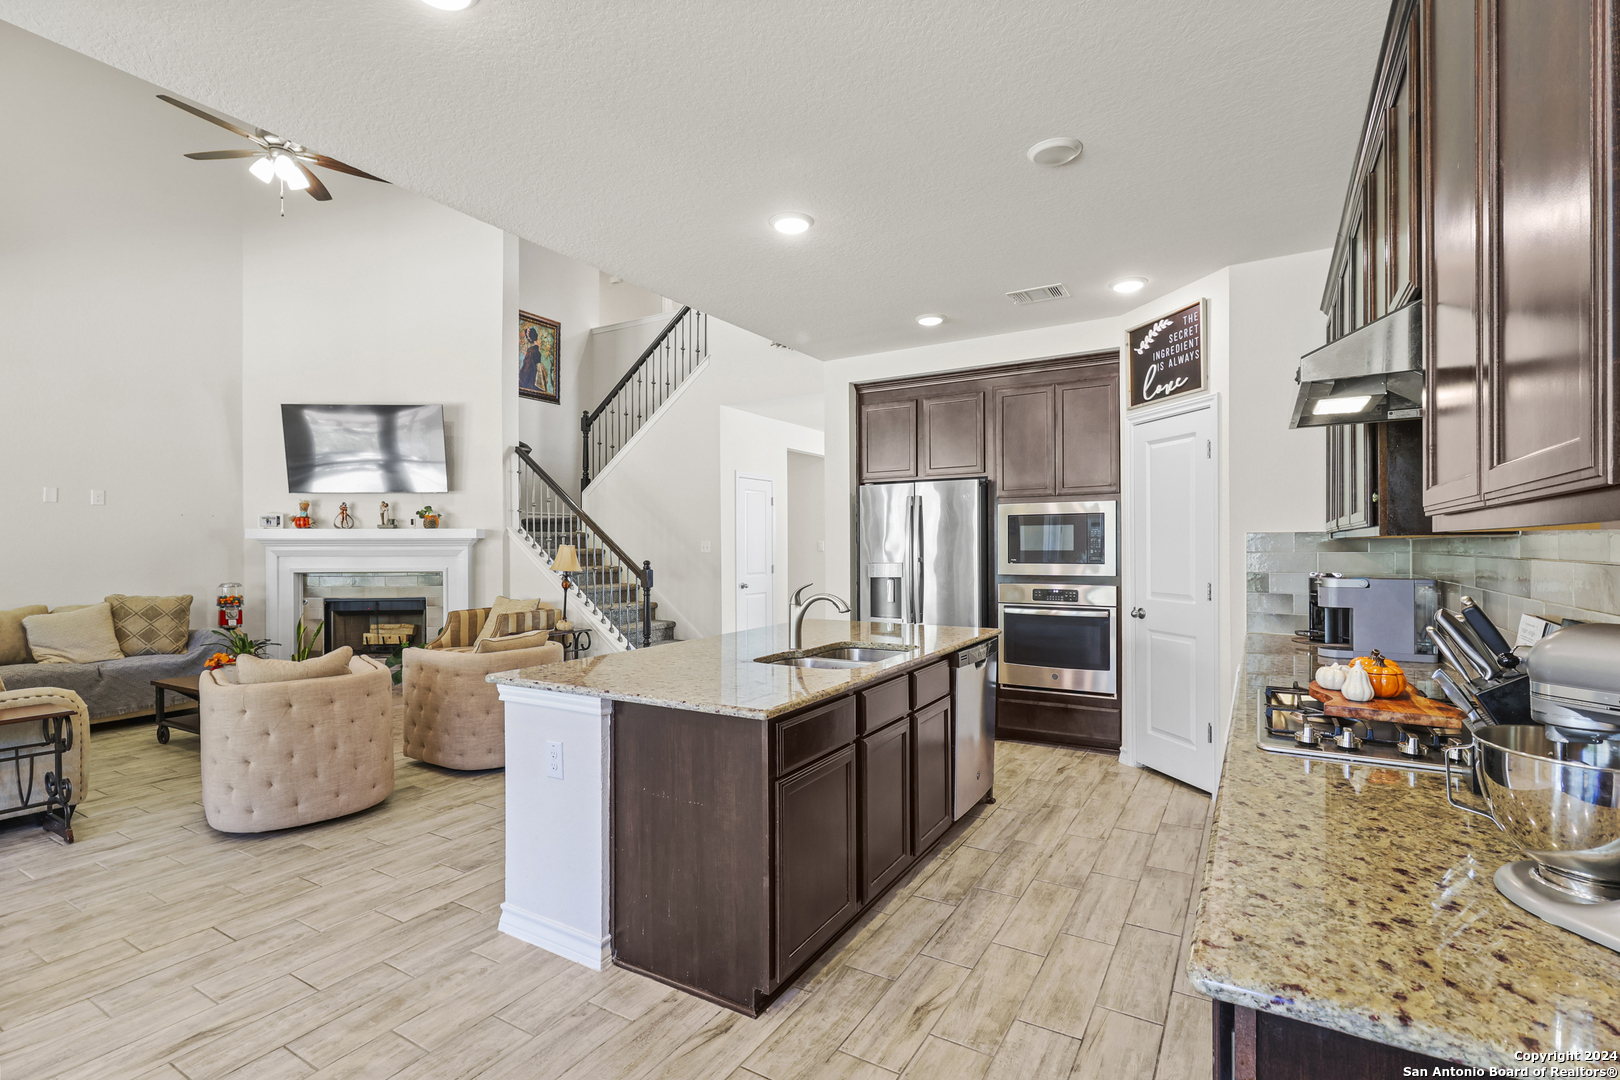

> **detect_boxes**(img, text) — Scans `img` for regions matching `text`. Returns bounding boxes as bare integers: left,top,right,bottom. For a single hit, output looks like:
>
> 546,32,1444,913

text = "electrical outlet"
90,489,106,506
700,540,712,553
817,540,826,552
546,740,564,779
42,487,58,503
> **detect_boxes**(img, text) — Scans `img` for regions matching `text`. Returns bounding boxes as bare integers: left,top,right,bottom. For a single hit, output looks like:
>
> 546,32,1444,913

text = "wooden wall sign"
1127,300,1205,408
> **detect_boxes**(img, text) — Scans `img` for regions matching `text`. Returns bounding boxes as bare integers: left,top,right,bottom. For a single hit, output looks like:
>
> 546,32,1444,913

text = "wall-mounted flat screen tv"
281,404,448,493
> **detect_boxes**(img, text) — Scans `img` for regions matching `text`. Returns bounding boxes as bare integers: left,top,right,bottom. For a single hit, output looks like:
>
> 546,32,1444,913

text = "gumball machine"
217,583,244,630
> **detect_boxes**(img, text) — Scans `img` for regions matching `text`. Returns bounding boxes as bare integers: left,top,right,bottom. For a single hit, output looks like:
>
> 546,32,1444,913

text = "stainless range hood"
1290,302,1423,428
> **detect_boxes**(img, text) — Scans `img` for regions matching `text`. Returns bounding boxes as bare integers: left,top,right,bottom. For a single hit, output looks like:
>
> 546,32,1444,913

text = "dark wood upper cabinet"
774,745,859,979
994,385,1057,498
911,698,952,852
1056,373,1120,495
919,391,987,477
857,718,911,902
859,400,918,481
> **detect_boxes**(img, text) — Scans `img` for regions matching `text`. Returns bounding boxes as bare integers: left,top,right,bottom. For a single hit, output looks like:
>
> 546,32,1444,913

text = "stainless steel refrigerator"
858,478,996,819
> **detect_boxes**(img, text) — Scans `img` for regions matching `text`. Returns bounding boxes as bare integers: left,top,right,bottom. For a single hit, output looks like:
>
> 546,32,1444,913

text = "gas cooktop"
1256,685,1468,775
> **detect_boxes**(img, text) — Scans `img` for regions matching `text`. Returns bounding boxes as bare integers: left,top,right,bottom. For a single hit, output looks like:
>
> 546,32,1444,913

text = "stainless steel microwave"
997,500,1117,578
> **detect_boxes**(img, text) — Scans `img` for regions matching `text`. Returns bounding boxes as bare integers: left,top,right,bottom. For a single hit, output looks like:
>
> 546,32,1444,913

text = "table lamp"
553,544,583,631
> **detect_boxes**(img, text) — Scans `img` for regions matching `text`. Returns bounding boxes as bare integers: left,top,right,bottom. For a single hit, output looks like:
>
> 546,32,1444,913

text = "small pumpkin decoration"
1353,650,1406,699
1341,663,1376,702
1314,663,1350,690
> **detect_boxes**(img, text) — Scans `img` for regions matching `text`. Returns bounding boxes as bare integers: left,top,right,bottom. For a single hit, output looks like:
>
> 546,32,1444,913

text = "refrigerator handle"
913,494,925,623
904,495,917,622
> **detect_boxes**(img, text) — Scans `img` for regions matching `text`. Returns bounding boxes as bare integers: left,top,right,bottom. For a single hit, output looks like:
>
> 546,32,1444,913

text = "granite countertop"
489,619,999,720
1189,682,1620,1066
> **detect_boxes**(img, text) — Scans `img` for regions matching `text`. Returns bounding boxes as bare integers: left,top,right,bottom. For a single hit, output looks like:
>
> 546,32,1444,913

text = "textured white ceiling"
0,1,1386,359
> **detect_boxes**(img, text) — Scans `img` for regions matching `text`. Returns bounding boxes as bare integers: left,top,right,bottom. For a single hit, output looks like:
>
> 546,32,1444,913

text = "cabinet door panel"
995,386,1057,498
920,392,986,477
1483,0,1605,500
1056,375,1120,495
858,720,911,901
1423,0,1483,511
775,746,859,977
912,699,952,852
861,400,918,481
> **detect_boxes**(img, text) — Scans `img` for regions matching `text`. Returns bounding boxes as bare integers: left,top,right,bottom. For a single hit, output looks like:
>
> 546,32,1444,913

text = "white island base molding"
496,683,612,969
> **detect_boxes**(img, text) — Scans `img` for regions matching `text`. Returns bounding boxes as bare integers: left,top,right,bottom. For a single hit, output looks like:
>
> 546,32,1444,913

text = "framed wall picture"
518,311,561,403
1126,300,1205,409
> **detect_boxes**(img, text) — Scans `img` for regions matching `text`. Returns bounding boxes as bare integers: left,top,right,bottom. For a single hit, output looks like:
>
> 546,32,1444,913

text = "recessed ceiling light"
1111,277,1147,294
1027,137,1083,167
771,212,813,235
422,0,478,9
916,314,944,327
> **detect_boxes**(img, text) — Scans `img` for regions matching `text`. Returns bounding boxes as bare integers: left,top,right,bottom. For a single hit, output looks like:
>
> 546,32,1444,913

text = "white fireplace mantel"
247,528,485,659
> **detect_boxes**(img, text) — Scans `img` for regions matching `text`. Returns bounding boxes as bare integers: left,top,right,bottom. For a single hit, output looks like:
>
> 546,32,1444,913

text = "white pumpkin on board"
1341,664,1376,702
1315,663,1349,691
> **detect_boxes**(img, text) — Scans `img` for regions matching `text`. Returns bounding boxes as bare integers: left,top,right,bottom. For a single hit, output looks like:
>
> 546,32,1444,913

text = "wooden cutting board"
1307,681,1469,731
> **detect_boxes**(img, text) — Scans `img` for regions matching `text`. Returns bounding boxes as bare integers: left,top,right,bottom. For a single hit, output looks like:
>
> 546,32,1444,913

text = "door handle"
740,583,750,589
1129,607,1145,619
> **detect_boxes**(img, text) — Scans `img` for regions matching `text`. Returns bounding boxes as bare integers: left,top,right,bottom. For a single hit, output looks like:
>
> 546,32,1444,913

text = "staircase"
582,306,707,489
513,445,675,647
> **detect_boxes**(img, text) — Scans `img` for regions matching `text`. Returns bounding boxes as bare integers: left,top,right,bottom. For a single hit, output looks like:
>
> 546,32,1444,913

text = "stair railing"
514,443,654,648
581,306,707,489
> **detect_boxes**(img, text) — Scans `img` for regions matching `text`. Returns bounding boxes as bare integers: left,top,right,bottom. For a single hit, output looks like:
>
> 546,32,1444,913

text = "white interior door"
735,472,775,631
1126,400,1218,792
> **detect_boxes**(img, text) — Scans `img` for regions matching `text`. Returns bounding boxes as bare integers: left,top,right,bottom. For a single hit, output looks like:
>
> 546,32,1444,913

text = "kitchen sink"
756,641,915,669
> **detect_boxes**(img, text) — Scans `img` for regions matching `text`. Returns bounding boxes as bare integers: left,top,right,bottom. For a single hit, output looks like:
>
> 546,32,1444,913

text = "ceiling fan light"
273,153,310,190
248,156,276,183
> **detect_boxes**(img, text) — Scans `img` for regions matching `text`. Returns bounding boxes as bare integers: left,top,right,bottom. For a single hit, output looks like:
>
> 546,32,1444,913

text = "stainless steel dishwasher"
951,641,996,818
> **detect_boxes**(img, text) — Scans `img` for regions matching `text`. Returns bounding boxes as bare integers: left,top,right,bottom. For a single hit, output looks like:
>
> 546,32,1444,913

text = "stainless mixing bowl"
1446,725,1620,900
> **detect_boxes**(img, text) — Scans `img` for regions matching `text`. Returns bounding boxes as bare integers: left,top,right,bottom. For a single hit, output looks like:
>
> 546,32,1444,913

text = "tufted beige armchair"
402,642,563,770
198,656,394,833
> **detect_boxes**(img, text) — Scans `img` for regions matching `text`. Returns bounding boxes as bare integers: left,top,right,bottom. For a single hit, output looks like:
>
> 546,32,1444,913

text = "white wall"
0,22,244,628
240,181,510,639
583,319,824,640
583,313,673,419
519,240,600,498
597,271,665,326
719,410,826,633
787,450,827,601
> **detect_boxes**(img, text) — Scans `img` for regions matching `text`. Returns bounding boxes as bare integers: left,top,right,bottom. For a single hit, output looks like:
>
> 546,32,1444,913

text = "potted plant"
207,627,278,670
417,505,441,529
292,620,325,662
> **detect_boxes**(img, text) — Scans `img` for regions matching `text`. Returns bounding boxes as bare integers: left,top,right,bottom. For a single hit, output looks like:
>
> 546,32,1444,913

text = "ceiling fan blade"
292,160,333,201
299,154,389,184
184,149,262,160
157,94,260,142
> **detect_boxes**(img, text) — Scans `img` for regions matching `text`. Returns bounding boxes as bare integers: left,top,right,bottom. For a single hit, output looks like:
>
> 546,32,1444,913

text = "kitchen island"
489,618,999,1016
1190,683,1620,1075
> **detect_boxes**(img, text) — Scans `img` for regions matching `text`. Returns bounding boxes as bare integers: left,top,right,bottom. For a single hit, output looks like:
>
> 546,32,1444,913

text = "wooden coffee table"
152,675,202,744
0,702,77,842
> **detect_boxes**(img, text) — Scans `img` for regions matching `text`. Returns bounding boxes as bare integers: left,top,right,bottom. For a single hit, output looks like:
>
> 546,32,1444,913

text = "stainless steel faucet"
790,584,850,651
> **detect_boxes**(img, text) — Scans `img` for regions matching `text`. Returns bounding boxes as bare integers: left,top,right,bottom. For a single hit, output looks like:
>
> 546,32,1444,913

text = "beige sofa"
403,641,563,769
198,656,393,833
0,684,89,826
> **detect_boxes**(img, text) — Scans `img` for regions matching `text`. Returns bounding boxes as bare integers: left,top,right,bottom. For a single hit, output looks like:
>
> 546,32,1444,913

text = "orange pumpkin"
1353,650,1405,698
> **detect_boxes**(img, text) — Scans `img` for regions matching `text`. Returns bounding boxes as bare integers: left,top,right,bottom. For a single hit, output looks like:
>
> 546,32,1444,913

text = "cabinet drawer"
858,677,910,735
775,697,857,776
910,662,950,709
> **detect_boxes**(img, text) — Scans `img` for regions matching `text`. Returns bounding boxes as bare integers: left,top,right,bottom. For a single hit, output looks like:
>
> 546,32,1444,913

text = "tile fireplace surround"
246,529,484,660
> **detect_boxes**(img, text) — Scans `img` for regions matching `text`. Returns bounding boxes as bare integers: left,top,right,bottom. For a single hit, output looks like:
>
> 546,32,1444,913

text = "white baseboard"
498,902,611,970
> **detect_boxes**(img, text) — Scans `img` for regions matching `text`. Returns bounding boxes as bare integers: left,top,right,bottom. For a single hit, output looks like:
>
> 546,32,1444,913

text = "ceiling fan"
158,94,386,207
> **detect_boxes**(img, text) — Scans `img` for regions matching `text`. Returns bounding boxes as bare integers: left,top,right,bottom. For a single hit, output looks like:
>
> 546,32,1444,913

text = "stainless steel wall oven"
996,583,1117,696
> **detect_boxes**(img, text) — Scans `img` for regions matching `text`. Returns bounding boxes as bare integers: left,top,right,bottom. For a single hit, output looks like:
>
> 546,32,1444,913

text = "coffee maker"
1308,574,1439,664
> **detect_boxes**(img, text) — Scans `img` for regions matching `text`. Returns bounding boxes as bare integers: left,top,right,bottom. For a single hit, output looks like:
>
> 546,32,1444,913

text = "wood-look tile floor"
0,701,1213,1080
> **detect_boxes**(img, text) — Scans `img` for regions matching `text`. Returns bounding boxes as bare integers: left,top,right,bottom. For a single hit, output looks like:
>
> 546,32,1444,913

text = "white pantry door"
1126,400,1219,793
735,473,775,631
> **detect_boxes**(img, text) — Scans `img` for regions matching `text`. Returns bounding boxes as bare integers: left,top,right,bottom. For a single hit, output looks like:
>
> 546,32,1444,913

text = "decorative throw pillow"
104,594,192,656
432,608,491,650
0,605,48,665
475,596,541,643
472,630,550,654
235,646,354,685
489,610,543,638
22,604,125,664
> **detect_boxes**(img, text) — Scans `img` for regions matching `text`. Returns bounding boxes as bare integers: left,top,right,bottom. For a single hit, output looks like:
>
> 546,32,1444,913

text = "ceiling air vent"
1006,283,1070,305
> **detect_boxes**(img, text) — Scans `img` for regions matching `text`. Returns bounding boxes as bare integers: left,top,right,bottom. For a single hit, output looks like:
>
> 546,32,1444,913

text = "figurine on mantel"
292,500,313,529
378,501,396,528
335,502,355,529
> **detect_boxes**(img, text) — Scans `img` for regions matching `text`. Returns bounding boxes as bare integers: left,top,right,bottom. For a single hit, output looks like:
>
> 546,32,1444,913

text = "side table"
0,702,77,842
152,675,202,744
553,627,593,660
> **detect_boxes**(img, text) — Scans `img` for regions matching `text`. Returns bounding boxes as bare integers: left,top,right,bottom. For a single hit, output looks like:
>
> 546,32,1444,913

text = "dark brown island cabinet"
856,354,1123,751
1321,0,1620,534
1214,1002,1456,1080
609,653,968,1016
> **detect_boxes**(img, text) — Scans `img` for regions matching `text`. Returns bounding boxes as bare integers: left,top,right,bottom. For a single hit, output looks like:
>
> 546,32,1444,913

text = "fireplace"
325,598,428,656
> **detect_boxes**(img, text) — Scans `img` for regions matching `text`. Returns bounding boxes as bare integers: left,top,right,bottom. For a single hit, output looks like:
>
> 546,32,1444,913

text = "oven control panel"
1032,589,1080,603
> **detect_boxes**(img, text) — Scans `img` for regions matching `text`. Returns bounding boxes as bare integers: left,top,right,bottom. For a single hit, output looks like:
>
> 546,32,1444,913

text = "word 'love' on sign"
1127,301,1205,408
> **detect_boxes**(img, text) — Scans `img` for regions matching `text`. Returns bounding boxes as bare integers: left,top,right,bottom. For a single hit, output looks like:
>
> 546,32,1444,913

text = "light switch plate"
90,489,106,505
700,540,712,553
817,540,826,551
42,487,58,503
